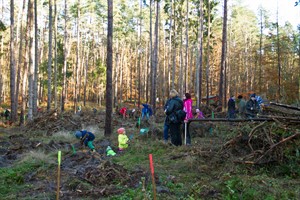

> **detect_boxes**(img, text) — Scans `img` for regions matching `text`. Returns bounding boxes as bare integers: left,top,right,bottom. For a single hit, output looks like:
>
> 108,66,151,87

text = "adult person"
246,94,260,119
227,95,236,119
165,89,183,146
163,98,171,143
183,93,193,145
237,95,246,118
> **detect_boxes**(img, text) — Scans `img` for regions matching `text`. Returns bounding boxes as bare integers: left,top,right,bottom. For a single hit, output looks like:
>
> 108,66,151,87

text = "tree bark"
206,0,211,106
47,0,53,111
105,0,113,137
10,0,17,122
61,0,67,112
218,0,227,107
197,5,203,107
27,0,34,121
33,0,39,116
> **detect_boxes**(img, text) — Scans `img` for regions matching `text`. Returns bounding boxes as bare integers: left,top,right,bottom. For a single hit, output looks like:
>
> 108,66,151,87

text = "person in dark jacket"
163,99,171,143
75,130,96,152
165,89,183,146
237,95,246,118
227,95,236,119
246,94,259,119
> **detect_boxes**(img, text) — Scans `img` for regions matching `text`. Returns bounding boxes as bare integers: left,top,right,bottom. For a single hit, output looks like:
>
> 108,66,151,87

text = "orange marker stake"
149,154,157,200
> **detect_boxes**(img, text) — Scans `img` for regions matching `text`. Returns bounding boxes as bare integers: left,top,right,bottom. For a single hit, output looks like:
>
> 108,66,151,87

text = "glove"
251,107,253,110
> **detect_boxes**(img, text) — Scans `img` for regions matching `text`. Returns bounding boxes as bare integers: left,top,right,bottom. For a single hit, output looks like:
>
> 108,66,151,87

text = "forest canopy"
0,0,299,123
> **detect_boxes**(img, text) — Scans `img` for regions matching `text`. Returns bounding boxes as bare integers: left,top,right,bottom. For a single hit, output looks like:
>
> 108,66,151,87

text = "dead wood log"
254,132,300,164
270,102,300,111
258,115,300,121
248,121,268,152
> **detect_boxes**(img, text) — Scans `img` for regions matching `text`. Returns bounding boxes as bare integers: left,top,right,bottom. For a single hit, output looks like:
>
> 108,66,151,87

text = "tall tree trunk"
149,0,153,104
74,0,80,112
47,0,53,111
151,0,159,114
27,0,34,121
196,0,203,108
168,0,173,94
54,0,58,109
137,0,142,109
276,3,281,100
10,0,17,122
105,0,113,137
20,0,32,125
16,0,26,120
218,0,227,107
206,0,211,106
33,0,39,116
83,47,89,106
259,7,263,94
179,29,183,95
185,0,189,92
61,0,67,112
172,15,177,89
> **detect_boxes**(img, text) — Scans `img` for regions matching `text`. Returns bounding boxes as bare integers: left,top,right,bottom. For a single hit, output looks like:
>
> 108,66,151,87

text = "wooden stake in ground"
184,122,187,145
56,151,61,200
149,154,157,200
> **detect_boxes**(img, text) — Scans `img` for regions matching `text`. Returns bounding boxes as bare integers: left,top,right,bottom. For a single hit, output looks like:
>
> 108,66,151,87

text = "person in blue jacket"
75,130,96,152
141,103,153,120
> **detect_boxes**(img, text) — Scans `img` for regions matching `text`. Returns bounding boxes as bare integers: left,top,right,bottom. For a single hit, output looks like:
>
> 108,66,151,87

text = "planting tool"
71,144,76,155
184,122,187,145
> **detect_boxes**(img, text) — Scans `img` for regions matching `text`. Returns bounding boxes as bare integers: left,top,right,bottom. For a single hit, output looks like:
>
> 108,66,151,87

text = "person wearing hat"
245,94,259,119
75,130,96,152
195,108,205,119
117,127,129,151
165,89,184,146
227,95,236,119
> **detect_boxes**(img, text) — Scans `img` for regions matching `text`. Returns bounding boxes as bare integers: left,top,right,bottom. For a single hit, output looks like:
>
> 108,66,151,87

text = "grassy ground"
0,110,300,199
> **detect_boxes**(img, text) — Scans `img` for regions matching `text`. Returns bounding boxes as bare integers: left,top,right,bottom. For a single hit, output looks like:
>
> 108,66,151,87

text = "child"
117,127,129,151
141,104,152,120
195,109,205,119
75,130,96,152
119,107,127,119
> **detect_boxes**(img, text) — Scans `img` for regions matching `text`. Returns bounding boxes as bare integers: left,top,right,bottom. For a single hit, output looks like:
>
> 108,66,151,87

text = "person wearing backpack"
165,89,184,146
183,93,193,145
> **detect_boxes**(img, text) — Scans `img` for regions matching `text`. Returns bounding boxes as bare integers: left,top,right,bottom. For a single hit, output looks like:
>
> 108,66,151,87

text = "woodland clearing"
0,103,300,200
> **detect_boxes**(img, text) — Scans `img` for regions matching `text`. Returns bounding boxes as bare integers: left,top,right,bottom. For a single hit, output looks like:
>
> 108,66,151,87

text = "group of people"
74,127,130,154
163,89,204,146
227,93,262,119
118,103,153,120
77,91,264,152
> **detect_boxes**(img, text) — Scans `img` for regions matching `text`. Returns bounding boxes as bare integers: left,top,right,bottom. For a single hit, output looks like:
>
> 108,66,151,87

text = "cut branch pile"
223,102,300,165
23,110,105,135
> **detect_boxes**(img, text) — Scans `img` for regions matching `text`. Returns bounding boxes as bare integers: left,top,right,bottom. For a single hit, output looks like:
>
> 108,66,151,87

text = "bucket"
140,128,149,135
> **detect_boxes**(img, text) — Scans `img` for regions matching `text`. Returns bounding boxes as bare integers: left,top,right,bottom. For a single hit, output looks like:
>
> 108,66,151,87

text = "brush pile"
222,102,300,165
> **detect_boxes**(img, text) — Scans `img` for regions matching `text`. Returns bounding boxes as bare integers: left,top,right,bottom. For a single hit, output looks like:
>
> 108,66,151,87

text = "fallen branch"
254,132,300,164
248,121,268,152
270,102,300,111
